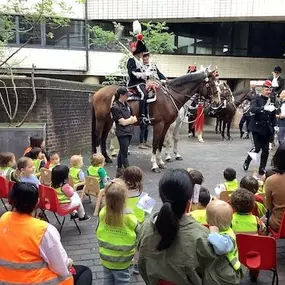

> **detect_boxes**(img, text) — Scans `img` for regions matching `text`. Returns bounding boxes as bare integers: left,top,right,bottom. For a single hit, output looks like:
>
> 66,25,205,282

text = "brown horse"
213,88,255,140
91,69,219,172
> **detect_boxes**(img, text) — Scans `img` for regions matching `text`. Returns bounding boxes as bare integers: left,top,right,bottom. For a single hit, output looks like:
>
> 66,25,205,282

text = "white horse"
164,107,186,161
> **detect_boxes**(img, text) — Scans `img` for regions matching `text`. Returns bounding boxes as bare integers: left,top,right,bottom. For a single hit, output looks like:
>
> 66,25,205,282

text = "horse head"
201,68,220,105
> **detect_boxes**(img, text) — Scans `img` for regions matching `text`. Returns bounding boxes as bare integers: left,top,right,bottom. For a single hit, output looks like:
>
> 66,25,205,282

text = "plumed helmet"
262,80,272,88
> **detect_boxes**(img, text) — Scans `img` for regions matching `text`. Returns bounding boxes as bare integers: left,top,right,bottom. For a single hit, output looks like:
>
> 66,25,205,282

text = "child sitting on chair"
51,164,90,222
240,176,266,218
230,188,266,235
87,153,109,190
206,200,243,278
190,187,212,224
0,152,17,181
48,152,60,170
25,147,46,176
69,155,85,189
215,167,239,198
17,157,40,188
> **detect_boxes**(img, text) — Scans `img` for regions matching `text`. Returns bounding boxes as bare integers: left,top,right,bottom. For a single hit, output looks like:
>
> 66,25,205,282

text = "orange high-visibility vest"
0,212,73,285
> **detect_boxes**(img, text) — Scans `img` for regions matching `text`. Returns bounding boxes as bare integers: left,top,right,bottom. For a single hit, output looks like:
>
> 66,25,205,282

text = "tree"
0,0,75,125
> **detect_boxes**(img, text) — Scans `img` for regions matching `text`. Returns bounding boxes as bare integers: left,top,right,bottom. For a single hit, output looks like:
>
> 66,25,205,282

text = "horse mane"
168,71,205,88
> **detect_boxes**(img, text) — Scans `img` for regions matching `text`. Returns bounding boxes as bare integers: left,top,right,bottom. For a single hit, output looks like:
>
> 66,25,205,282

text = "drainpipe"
85,0,89,72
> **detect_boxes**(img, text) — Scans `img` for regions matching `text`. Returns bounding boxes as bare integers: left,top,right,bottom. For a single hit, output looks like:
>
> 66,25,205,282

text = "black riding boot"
139,99,150,125
243,155,252,171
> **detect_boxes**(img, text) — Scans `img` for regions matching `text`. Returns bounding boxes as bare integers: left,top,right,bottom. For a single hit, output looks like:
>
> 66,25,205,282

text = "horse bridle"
164,76,218,111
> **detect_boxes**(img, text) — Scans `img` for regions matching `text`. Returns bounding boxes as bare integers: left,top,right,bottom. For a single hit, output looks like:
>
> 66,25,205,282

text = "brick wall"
0,77,101,156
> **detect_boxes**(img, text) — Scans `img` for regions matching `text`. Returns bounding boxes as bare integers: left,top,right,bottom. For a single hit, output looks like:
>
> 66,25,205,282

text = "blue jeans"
103,267,131,285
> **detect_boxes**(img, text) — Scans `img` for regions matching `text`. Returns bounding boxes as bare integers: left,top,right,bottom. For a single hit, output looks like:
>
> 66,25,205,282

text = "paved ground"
2,126,284,284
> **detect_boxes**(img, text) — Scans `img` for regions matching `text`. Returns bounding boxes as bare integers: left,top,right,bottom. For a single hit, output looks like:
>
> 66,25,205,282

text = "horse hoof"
105,157,113,163
152,168,161,173
166,158,173,162
158,164,167,169
175,156,183,161
227,137,233,141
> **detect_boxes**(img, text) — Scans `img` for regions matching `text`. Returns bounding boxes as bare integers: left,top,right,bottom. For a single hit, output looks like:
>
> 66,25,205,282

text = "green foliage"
0,0,72,60
135,22,176,54
89,25,116,50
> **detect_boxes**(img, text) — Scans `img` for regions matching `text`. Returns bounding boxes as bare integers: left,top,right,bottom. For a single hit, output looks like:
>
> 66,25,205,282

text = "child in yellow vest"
122,166,146,274
0,152,16,181
48,152,60,170
215,167,239,198
69,155,85,186
25,147,46,176
230,188,266,235
96,178,138,284
51,165,90,221
206,200,243,278
240,176,266,218
190,187,211,224
87,153,109,189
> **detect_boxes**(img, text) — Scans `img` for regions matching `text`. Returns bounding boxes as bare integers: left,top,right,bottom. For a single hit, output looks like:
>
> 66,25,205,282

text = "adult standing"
243,80,277,175
138,168,242,285
239,99,251,139
276,90,285,144
0,182,92,285
111,87,137,177
265,144,285,232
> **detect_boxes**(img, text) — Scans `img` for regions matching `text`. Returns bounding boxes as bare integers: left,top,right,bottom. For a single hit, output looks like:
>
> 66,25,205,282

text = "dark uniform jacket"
127,57,146,87
248,94,276,136
111,100,134,137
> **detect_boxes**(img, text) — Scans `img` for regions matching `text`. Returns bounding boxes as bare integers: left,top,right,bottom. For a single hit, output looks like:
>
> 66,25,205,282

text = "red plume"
136,34,143,41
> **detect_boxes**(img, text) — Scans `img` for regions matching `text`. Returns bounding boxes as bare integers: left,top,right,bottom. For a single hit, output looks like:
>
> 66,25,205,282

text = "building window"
46,21,68,48
18,16,41,45
67,20,85,48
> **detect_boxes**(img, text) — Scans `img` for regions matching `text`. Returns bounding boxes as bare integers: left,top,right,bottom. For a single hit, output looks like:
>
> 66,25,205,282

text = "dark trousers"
239,115,250,133
73,265,92,285
117,135,132,168
245,132,271,171
136,84,148,118
140,124,149,143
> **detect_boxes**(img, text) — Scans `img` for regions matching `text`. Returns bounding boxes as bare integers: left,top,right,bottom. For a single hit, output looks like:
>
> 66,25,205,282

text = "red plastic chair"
0,176,9,211
269,211,285,239
39,185,81,235
236,234,278,285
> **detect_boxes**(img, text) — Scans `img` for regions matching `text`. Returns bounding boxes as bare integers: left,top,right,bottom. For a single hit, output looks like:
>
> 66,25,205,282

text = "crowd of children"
1,135,283,285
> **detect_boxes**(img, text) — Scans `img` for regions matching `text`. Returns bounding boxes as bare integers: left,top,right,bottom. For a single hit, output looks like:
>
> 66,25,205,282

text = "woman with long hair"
138,168,242,285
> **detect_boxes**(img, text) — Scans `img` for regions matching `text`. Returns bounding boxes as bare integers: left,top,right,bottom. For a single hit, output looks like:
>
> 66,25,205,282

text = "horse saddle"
127,87,157,104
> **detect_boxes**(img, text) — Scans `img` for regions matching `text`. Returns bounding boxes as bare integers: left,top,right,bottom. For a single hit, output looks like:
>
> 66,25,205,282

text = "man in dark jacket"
243,80,277,175
127,39,151,125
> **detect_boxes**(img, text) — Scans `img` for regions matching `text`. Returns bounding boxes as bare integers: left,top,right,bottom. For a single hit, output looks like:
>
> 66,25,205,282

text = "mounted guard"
126,21,151,126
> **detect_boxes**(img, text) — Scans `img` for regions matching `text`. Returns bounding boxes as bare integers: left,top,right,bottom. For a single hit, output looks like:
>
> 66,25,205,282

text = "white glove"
264,105,275,112
274,126,279,132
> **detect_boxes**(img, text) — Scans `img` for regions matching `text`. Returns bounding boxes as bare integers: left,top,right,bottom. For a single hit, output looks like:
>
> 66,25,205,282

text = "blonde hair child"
206,200,242,274
96,178,138,284
87,153,110,189
69,155,85,185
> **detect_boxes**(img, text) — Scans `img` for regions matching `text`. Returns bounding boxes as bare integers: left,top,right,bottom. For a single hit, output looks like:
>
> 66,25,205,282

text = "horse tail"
91,100,97,153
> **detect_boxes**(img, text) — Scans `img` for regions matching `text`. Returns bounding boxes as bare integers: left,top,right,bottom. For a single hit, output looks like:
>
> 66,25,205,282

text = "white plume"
132,20,142,35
